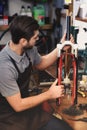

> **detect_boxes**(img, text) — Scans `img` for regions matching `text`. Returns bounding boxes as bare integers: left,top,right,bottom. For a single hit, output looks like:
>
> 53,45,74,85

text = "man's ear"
20,38,27,47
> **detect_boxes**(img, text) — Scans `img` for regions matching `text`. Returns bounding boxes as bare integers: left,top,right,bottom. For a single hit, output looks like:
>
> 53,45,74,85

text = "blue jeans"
39,116,73,130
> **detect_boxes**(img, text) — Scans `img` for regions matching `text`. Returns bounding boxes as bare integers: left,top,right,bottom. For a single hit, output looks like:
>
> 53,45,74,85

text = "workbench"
48,95,87,130
44,64,87,130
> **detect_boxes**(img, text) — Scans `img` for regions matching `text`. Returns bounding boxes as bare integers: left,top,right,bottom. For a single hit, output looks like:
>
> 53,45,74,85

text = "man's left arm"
35,48,58,70
35,33,74,70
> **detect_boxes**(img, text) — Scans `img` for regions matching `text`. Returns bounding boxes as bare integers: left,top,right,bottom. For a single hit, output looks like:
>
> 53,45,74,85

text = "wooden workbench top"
44,64,87,130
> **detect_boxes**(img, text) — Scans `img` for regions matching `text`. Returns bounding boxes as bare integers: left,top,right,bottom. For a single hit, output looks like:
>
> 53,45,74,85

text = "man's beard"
23,46,33,51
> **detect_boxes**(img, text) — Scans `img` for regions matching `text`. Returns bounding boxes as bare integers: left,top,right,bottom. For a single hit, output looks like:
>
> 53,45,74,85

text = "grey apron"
0,53,52,130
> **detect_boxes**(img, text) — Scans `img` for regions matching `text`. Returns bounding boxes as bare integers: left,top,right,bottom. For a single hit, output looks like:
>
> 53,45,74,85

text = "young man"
0,16,73,130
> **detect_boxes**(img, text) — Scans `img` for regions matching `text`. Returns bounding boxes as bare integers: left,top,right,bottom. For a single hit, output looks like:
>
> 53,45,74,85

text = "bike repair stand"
57,40,78,105
56,7,86,116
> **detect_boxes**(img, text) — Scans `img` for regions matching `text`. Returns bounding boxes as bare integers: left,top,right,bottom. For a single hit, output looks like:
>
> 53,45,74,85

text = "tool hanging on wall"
56,6,78,106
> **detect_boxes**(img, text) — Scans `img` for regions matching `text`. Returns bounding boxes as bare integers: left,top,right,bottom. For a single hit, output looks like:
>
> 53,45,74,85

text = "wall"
8,0,66,34
73,0,87,27
0,0,66,47
73,0,87,50
8,0,50,17
8,0,32,16
0,0,30,45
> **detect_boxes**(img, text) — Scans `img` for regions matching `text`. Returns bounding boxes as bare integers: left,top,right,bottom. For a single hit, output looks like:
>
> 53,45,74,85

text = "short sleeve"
0,66,20,97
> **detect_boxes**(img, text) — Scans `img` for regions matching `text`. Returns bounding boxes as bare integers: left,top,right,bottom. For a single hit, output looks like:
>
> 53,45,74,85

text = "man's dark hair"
9,16,39,44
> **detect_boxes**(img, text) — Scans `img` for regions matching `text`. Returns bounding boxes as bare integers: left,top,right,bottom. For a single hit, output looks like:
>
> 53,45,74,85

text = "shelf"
0,25,9,31
75,17,87,23
40,24,53,30
0,24,53,31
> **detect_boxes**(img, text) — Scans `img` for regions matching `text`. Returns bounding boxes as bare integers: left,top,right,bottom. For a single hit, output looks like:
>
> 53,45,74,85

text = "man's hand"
60,33,74,51
47,79,64,99
60,33,74,44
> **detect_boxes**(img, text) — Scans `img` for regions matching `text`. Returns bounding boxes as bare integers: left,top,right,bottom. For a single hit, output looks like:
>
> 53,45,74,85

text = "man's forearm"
36,48,58,70
6,91,50,112
21,91,49,111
